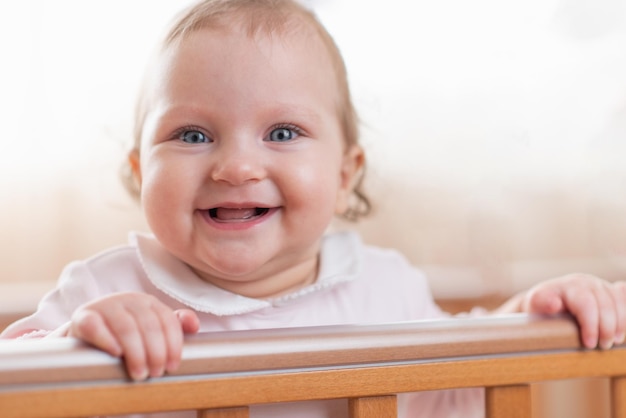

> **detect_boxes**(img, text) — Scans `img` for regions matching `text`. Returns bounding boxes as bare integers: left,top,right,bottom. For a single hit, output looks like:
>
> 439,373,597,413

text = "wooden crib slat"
612,376,626,418
486,384,531,418
198,406,250,418
349,395,397,418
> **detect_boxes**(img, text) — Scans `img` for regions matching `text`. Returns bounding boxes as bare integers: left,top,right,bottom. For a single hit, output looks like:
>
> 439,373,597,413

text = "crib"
0,314,624,418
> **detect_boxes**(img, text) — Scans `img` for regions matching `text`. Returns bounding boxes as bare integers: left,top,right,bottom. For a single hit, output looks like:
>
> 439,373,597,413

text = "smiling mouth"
208,207,270,222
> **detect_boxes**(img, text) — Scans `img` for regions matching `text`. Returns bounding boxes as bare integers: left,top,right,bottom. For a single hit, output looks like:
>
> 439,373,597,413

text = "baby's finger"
153,304,186,374
563,287,600,349
127,303,169,379
162,309,201,372
593,282,618,350
613,282,626,345
69,309,122,357
106,310,148,381
524,287,564,315
176,309,200,334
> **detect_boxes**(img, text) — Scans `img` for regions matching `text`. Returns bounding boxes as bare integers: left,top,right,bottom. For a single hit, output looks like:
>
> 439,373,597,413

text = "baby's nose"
210,145,266,185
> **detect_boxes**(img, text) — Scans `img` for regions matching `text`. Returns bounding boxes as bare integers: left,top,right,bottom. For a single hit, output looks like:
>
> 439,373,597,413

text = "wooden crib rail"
0,314,624,418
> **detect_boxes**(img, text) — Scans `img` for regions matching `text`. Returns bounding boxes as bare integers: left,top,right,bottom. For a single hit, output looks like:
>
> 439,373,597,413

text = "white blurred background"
1,0,626,297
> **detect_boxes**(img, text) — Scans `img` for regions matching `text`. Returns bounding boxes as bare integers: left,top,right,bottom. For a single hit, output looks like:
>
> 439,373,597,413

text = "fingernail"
131,367,149,381
584,336,597,349
600,339,613,350
150,367,164,378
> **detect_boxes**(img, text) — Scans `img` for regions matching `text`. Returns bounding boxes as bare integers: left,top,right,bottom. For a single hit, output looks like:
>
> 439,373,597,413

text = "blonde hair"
123,0,370,220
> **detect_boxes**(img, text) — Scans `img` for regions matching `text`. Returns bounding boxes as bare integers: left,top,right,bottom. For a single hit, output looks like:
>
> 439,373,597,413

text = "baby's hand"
67,292,199,380
520,274,626,349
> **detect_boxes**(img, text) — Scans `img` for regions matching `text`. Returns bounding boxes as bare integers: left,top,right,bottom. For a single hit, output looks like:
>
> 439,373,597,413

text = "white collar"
130,231,363,316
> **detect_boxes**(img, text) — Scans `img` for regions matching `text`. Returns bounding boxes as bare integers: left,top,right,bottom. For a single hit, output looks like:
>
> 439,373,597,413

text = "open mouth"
208,207,270,222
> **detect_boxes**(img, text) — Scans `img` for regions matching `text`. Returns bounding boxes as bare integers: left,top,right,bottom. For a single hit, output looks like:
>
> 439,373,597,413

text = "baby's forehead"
155,15,339,85
163,5,322,47
169,16,328,59
141,17,342,110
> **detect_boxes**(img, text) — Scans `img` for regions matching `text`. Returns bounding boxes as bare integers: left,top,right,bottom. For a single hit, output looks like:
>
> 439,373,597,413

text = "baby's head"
126,0,370,220
123,0,371,297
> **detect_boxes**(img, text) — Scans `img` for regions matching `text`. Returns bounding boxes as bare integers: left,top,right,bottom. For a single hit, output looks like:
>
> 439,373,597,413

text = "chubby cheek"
281,158,342,224
140,157,197,236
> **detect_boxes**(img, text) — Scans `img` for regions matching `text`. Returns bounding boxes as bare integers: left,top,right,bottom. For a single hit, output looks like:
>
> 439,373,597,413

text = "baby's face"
135,25,363,298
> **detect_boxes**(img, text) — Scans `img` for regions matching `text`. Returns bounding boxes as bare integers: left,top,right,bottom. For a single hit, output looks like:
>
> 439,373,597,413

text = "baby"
2,1,625,417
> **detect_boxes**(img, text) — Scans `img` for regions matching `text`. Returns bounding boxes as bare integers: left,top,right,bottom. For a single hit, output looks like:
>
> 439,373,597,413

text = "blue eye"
181,130,208,144
268,127,298,142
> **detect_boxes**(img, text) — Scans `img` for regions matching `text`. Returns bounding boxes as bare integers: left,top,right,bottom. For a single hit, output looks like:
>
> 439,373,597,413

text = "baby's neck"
195,255,320,300
261,260,318,299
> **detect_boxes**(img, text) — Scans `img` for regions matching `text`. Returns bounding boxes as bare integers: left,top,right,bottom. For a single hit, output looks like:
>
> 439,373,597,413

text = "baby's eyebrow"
158,101,324,121
267,104,323,123
157,104,212,120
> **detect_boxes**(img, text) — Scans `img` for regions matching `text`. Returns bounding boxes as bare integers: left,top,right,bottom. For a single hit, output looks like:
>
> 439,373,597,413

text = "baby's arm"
55,292,199,380
493,274,626,349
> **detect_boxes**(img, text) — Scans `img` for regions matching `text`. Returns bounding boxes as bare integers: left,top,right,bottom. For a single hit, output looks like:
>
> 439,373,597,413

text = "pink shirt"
2,231,483,418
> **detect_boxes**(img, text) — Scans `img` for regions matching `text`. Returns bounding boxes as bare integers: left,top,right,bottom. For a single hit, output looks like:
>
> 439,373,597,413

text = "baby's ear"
128,149,142,186
335,145,365,215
